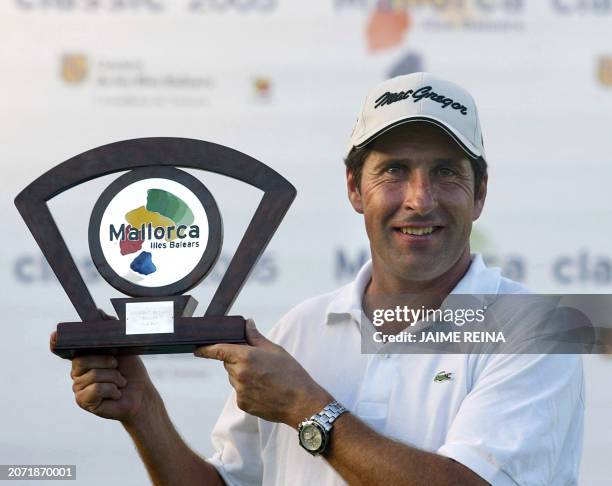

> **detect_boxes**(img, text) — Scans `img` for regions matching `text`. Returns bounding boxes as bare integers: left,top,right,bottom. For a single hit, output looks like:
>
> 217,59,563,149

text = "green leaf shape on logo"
146,189,194,226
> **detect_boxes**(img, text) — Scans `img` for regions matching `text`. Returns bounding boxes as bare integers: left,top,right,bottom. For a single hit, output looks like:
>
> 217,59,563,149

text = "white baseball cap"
347,72,486,162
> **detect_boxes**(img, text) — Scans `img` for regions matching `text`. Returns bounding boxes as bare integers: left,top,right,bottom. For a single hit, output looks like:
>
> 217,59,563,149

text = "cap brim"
349,116,484,161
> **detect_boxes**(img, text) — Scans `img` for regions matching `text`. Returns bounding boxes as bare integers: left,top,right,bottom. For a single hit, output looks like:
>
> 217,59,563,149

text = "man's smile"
392,224,445,241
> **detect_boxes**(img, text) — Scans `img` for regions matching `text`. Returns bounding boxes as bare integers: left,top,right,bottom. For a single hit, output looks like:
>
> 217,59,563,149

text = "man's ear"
472,173,488,221
347,168,364,214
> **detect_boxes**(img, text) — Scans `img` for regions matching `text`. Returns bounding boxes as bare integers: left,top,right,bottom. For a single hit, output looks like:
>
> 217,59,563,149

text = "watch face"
299,423,323,452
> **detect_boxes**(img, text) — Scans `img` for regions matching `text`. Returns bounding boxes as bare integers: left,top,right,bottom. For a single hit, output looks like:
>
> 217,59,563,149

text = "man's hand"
70,350,153,423
49,313,158,426
50,317,225,486
194,319,332,427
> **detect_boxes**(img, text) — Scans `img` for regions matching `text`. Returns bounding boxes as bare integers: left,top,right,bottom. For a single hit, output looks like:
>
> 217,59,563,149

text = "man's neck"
367,247,473,296
363,248,473,332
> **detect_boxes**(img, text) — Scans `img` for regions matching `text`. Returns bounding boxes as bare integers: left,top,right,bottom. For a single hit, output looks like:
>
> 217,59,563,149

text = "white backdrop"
1,1,611,484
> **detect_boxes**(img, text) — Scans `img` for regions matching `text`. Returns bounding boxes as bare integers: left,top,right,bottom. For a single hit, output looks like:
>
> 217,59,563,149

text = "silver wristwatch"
298,400,347,456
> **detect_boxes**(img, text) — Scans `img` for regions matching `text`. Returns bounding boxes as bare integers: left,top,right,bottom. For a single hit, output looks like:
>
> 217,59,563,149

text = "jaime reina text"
370,305,505,345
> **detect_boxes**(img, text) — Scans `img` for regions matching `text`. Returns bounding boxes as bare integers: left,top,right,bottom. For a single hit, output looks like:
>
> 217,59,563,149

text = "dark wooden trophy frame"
15,137,296,359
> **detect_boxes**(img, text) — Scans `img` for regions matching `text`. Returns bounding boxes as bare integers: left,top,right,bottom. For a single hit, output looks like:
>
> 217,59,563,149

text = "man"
59,73,584,485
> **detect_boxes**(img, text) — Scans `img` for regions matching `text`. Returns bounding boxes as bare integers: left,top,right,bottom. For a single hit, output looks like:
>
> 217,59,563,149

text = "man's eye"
437,167,456,177
385,165,404,174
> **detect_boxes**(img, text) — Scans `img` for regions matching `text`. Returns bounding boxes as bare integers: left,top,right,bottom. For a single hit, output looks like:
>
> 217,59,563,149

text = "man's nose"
403,172,437,214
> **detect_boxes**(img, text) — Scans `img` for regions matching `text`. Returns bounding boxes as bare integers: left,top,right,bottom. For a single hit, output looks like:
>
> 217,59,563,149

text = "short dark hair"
344,145,488,200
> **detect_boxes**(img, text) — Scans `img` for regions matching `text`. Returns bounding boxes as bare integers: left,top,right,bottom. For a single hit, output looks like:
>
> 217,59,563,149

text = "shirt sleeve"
207,389,263,486
437,353,584,486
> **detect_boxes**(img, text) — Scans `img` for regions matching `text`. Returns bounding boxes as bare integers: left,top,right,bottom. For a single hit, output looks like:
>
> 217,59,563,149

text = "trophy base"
52,296,247,359
53,316,246,358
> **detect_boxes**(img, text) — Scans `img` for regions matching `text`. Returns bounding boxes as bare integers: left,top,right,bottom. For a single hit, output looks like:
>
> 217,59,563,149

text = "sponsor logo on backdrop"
189,0,277,13
597,56,612,87
336,0,612,17
336,0,520,80
551,0,612,14
60,53,88,84
336,0,525,35
253,76,272,101
17,0,163,11
57,54,276,107
17,0,276,13
58,54,214,107
344,1,426,81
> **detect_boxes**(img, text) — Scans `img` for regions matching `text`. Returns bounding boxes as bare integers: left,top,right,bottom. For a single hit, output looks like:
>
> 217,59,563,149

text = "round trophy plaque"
89,166,222,297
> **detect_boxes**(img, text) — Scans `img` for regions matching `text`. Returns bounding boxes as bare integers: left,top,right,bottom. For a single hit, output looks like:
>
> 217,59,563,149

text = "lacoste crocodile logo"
434,371,453,383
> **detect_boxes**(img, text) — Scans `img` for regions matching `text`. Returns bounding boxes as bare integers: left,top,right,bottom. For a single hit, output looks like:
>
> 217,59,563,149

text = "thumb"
49,330,57,353
245,319,273,348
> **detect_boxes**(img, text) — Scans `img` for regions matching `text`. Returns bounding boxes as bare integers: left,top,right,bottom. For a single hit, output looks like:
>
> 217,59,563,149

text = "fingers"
68,354,129,419
195,320,274,361
75,382,122,412
195,343,244,363
244,319,265,347
49,331,57,353
244,319,276,350
71,355,117,379
72,368,127,393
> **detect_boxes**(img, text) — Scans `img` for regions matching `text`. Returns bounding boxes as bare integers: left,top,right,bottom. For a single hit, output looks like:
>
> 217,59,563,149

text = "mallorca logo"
109,189,200,277
95,176,210,288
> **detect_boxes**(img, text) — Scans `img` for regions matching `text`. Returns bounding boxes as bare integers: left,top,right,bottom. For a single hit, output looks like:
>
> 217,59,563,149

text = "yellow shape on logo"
125,206,177,241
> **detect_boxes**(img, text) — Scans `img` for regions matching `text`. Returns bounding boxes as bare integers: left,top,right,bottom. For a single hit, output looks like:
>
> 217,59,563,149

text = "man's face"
347,122,487,283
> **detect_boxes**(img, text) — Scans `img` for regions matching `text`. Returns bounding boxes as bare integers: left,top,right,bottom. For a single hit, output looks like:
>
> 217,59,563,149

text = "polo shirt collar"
324,253,501,325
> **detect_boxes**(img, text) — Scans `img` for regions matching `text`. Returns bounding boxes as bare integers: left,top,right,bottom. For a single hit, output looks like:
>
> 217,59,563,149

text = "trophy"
15,137,296,358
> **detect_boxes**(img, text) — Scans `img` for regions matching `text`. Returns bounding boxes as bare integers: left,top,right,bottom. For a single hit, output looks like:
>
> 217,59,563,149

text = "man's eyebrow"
434,157,469,168
373,158,412,169
374,157,465,168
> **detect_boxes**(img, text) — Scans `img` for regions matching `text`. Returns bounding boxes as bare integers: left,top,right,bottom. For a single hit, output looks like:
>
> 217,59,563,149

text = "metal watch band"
312,400,347,432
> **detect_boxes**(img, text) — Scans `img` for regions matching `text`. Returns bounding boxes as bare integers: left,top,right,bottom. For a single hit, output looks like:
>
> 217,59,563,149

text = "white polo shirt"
208,254,584,486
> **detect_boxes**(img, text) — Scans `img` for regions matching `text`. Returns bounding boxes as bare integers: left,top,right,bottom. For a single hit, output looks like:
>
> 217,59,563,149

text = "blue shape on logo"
130,251,156,276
